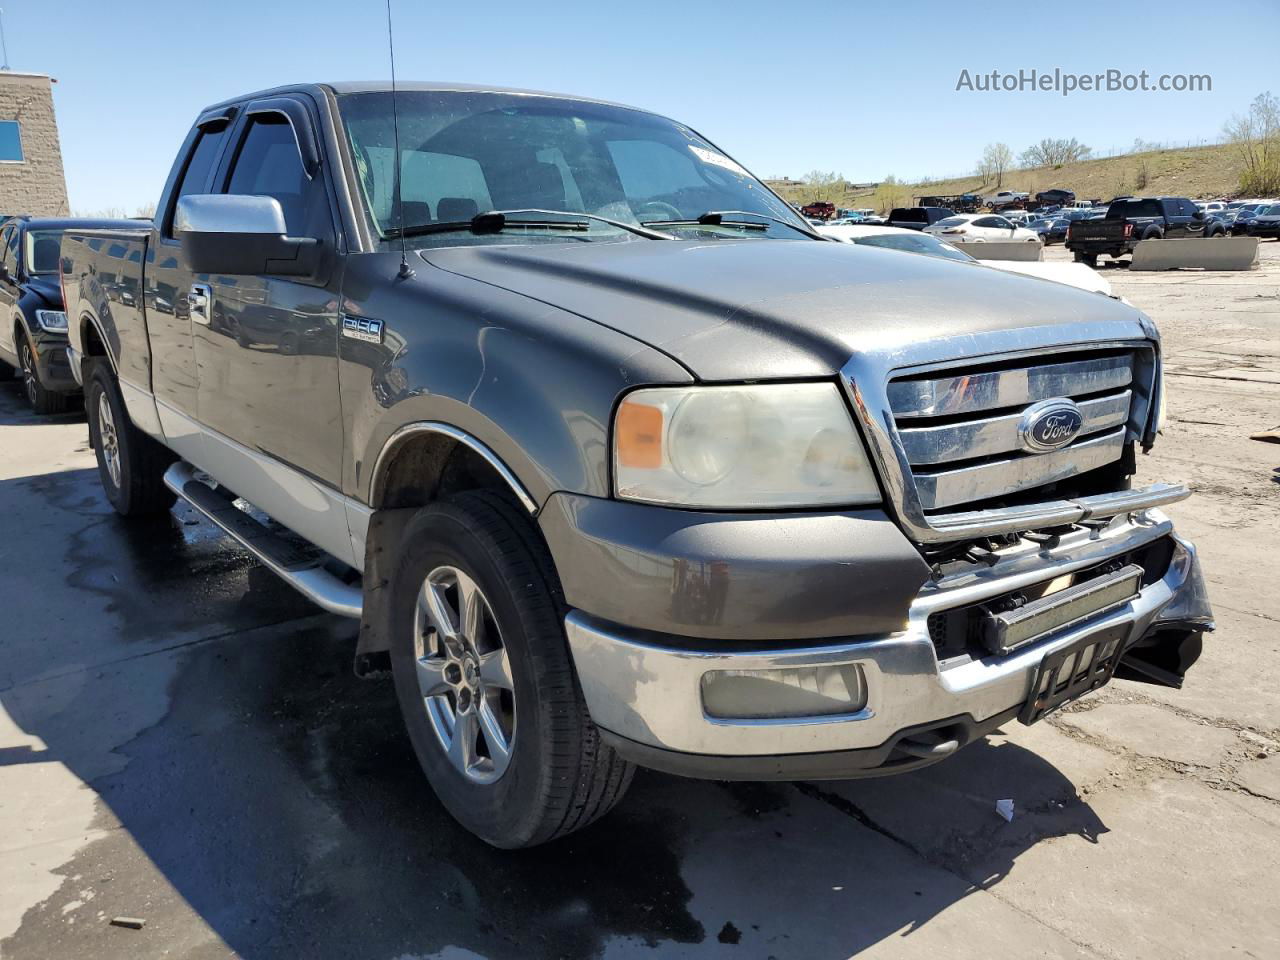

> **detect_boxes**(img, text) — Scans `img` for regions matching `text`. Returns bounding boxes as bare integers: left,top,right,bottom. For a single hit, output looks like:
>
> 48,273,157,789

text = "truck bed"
61,227,154,396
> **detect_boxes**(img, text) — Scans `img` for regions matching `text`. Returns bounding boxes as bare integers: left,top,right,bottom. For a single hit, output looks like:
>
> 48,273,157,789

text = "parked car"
1065,196,1224,266
801,200,836,220
817,223,1116,295
922,213,1040,243
1003,210,1038,226
0,215,143,413
1196,201,1226,214
986,190,1029,209
61,80,1211,848
1035,189,1076,208
1232,202,1277,235
885,206,955,230
1245,203,1280,238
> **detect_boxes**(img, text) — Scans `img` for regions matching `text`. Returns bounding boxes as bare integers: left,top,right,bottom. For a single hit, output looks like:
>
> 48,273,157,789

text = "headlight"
613,383,881,509
34,309,68,333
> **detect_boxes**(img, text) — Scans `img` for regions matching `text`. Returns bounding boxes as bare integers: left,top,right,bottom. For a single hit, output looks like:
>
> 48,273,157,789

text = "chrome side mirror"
174,194,318,277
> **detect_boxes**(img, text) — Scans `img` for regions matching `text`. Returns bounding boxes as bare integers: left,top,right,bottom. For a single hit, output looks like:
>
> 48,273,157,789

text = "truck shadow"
0,426,1108,960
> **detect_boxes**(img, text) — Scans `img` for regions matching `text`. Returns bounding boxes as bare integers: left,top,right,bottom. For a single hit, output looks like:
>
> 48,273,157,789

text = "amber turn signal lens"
616,399,664,468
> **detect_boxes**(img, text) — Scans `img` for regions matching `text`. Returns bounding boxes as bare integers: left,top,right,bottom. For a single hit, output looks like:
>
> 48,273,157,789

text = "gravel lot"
1,241,1277,960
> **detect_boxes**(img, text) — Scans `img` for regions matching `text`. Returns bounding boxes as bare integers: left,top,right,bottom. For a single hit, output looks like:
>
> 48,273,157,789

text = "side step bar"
163,462,363,619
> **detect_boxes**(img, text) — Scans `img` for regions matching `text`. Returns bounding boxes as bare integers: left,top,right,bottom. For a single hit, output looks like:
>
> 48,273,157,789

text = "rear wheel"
1073,251,1098,267
86,363,176,517
19,335,69,414
388,491,634,848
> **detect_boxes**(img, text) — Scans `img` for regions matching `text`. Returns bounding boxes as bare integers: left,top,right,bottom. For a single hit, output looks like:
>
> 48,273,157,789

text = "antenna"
0,9,11,71
385,0,413,280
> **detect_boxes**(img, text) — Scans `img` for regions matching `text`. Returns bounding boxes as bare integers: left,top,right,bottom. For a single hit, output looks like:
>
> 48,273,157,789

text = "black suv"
0,216,141,412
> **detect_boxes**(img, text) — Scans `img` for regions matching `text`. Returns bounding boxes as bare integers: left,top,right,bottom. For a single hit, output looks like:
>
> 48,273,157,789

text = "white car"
923,213,1041,243
986,190,1029,208
817,223,1115,297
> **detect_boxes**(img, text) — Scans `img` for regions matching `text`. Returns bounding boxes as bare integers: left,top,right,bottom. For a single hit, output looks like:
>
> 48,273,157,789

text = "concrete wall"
0,73,69,217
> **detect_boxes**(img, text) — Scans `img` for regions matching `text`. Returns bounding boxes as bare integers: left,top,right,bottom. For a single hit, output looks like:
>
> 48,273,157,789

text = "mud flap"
353,507,419,679
1116,547,1215,689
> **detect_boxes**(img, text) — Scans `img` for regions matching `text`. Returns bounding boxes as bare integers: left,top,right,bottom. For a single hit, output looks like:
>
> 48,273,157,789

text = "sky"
9,0,1280,213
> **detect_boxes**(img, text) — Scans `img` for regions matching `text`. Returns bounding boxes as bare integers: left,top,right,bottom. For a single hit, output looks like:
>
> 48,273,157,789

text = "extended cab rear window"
1107,199,1162,219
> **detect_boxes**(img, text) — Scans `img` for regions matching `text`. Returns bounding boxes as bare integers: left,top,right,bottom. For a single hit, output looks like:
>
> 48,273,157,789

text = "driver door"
187,98,350,561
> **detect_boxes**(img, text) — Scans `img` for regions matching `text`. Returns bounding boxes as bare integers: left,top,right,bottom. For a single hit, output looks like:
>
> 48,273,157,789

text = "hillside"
771,142,1246,212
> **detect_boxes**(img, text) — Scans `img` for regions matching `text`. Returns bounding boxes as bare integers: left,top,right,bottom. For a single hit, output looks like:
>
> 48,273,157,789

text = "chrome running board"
163,462,363,618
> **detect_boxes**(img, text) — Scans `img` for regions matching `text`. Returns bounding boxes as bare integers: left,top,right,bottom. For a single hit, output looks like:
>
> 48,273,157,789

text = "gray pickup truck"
61,81,1213,848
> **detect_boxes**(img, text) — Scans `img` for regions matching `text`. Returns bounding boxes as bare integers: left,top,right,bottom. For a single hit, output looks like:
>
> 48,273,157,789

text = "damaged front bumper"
564,509,1212,781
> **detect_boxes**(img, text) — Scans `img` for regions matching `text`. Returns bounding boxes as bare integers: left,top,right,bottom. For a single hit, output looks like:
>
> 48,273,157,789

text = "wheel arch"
77,311,118,374
356,423,542,677
369,422,538,515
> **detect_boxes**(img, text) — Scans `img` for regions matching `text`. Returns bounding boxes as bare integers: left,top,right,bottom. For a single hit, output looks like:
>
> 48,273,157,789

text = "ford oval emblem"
1019,398,1084,453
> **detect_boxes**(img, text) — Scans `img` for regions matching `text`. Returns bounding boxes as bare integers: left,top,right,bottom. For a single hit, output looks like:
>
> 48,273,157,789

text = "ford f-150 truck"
61,82,1213,849
1066,196,1224,266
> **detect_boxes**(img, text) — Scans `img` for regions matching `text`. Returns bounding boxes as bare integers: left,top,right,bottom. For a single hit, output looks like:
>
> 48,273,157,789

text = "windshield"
338,91,809,248
24,229,63,275
851,233,974,262
1266,205,1280,216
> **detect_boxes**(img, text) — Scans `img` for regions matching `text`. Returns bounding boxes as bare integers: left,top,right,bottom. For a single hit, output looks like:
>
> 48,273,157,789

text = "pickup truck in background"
61,81,1213,848
1066,196,1225,266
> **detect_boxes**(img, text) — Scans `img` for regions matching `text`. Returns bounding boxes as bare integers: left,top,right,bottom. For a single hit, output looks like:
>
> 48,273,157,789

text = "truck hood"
23,274,62,308
423,239,1149,380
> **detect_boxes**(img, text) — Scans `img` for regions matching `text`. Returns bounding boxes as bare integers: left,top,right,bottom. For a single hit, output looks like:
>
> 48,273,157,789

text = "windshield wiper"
641,210,823,239
484,209,672,240
384,209,672,241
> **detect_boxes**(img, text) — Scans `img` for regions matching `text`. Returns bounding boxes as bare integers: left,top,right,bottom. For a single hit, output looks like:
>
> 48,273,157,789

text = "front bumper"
564,509,1211,780
29,332,79,392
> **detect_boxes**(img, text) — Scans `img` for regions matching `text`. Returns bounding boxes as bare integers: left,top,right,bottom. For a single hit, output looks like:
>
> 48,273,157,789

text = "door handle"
189,283,212,326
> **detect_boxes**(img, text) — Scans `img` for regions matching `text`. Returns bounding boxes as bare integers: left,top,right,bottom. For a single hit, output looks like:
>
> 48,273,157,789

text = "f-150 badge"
342,315,384,344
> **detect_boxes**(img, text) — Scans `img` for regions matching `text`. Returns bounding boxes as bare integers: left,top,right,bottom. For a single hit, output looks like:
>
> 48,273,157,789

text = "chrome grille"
888,352,1137,512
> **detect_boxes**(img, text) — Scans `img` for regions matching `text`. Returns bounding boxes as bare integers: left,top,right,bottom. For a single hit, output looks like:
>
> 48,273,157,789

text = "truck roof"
200,81,653,117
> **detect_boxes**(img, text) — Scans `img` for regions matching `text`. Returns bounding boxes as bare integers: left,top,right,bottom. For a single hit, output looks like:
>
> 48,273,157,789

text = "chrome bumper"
565,509,1206,768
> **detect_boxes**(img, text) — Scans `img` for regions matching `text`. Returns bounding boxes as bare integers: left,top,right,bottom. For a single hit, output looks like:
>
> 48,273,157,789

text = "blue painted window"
0,121,23,162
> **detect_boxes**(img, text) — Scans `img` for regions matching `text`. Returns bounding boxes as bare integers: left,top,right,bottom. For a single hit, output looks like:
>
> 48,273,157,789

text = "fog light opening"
700,664,868,720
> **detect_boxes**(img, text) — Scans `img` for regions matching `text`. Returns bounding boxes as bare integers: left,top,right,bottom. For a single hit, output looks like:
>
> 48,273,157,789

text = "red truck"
800,200,836,220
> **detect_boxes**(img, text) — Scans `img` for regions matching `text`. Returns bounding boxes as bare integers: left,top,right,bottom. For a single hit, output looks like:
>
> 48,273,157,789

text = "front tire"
19,335,69,414
388,490,634,848
85,363,176,517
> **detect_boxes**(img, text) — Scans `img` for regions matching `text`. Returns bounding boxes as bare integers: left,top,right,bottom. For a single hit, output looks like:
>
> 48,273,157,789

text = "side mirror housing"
175,195,319,277
1192,210,1206,220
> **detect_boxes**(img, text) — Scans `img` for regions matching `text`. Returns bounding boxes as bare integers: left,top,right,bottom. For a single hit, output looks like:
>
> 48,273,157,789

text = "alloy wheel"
413,565,516,783
97,393,121,488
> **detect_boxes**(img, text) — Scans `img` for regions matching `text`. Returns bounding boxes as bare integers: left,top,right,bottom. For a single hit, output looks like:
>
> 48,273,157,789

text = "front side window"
167,122,229,236
339,91,807,247
24,230,63,274
0,121,23,163
226,114,331,242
